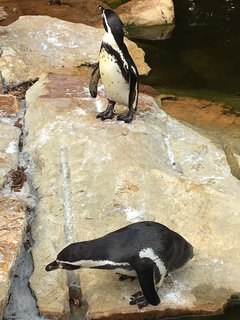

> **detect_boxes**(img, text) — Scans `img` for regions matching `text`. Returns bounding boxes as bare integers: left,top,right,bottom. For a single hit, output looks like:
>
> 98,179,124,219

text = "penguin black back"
46,221,193,309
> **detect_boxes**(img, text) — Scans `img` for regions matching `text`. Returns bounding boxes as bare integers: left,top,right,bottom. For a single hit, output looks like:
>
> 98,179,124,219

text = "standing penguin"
46,221,193,309
89,6,139,123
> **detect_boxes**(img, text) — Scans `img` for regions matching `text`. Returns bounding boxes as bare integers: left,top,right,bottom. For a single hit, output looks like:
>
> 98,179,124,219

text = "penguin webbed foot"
96,100,116,121
117,111,134,123
129,291,149,309
117,273,136,281
96,109,115,120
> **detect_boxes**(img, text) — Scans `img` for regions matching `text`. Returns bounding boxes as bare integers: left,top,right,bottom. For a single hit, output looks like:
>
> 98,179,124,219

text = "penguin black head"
45,243,84,272
99,5,124,42
45,260,81,271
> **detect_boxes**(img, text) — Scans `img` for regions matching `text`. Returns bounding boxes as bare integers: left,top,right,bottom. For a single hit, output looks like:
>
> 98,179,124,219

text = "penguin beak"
45,260,60,272
99,6,104,15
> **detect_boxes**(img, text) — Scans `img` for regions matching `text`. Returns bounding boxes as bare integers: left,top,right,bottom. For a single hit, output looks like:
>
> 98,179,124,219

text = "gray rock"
24,72,240,319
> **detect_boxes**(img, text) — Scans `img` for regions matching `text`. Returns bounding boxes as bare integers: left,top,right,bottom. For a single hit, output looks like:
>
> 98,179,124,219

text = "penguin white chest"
99,48,129,105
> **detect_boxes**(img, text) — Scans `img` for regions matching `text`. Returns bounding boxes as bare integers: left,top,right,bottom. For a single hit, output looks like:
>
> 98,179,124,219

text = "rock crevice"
0,95,34,319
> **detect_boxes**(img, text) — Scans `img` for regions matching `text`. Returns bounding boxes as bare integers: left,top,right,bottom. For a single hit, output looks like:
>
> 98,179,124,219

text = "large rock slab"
24,72,240,319
0,195,27,320
117,0,175,27
0,16,150,86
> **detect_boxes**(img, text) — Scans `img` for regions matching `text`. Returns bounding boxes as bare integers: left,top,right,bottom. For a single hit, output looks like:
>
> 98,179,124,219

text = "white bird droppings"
123,206,145,223
6,141,18,154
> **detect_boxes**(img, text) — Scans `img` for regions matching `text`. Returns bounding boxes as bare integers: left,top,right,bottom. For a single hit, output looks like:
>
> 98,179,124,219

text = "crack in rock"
60,147,85,319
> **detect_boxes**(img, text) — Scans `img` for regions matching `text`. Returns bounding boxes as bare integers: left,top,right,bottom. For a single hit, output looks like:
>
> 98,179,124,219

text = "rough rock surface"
0,112,20,190
0,16,150,86
0,195,27,320
24,72,240,319
117,0,175,27
0,94,19,115
161,96,240,180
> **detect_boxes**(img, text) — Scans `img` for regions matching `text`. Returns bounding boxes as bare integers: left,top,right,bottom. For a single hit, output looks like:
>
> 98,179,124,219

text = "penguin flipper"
89,63,100,98
117,65,138,123
128,65,139,111
131,259,160,306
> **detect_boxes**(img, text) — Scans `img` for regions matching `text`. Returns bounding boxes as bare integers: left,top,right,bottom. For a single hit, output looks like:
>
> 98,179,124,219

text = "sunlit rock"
24,72,240,319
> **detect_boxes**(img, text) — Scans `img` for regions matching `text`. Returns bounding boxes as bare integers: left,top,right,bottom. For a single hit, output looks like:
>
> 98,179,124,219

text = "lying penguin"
46,221,193,309
89,6,139,123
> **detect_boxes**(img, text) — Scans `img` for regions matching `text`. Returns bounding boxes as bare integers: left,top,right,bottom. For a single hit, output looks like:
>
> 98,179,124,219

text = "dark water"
127,0,240,112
